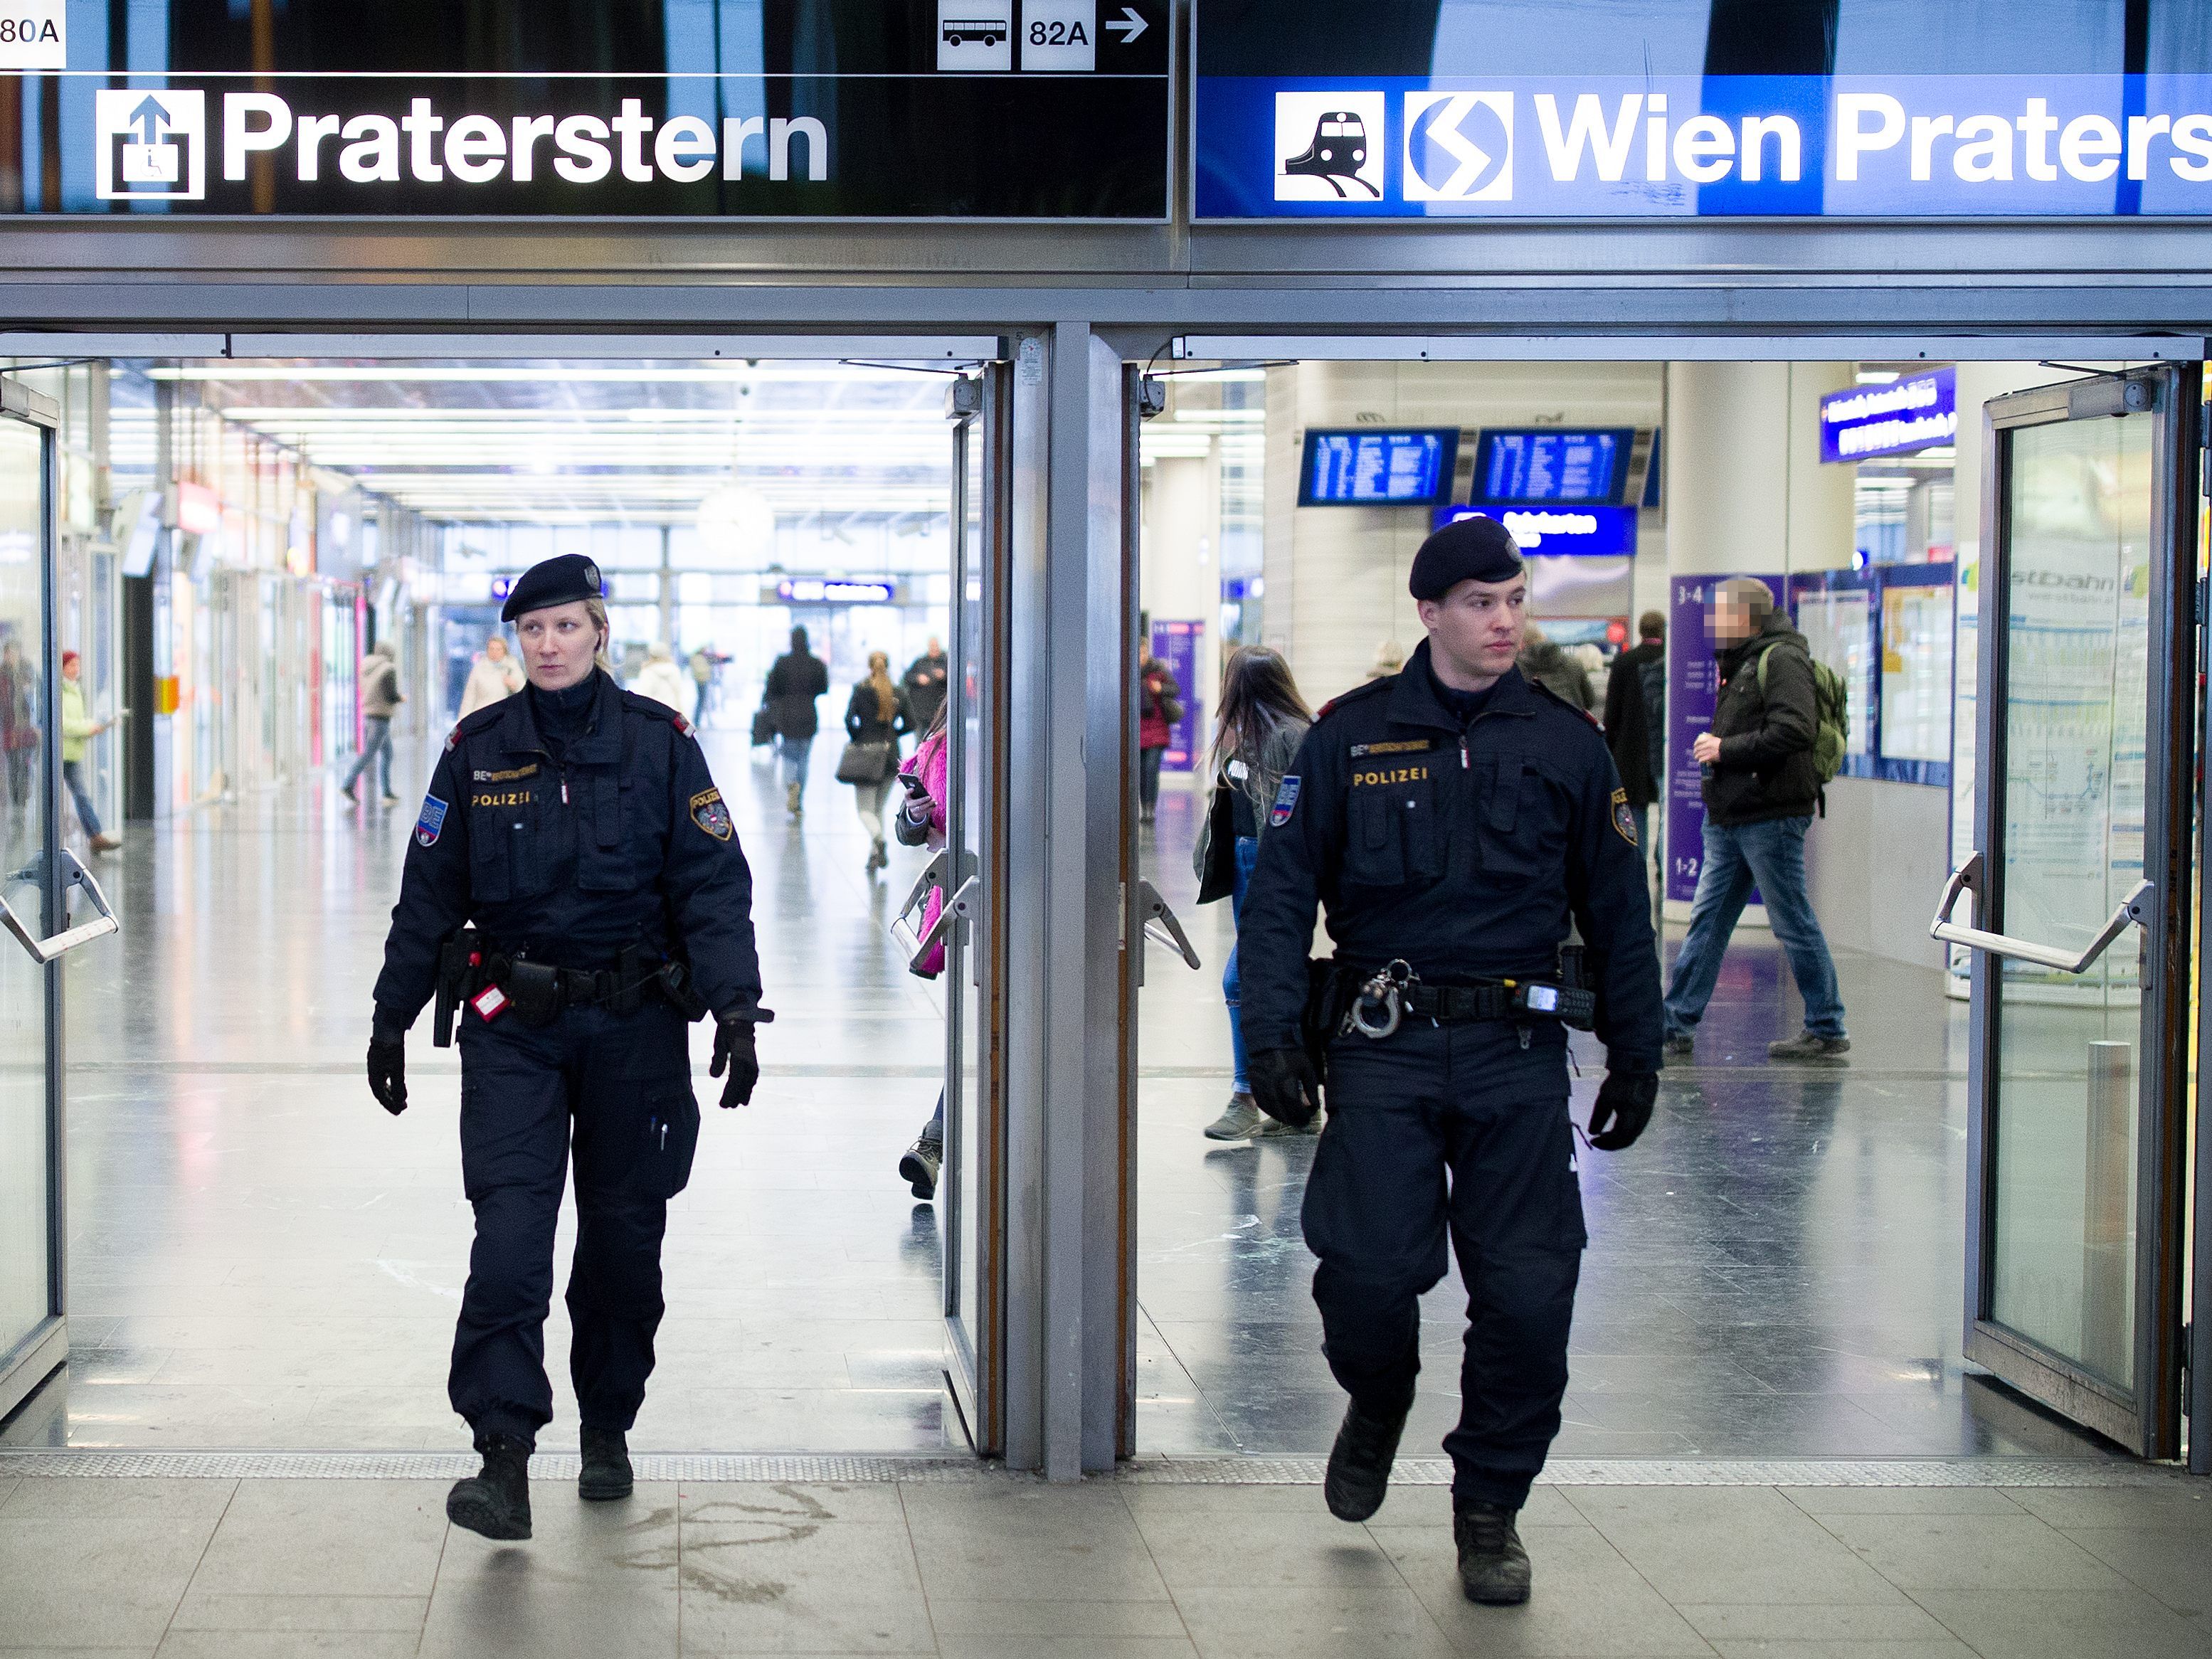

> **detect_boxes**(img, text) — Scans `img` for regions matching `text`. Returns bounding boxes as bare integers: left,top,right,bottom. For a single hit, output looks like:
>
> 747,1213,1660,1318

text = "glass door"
1935,366,2198,1457
932,366,1010,1453
0,384,117,1424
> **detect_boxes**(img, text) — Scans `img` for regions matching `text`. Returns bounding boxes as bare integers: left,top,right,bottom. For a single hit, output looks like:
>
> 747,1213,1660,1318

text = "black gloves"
1588,1069,1658,1152
1248,1047,1321,1130
709,1015,760,1109
367,1009,408,1116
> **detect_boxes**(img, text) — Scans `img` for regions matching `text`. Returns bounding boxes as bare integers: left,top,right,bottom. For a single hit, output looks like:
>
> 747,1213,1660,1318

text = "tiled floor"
1,1469,2206,1657
4,726,2112,1466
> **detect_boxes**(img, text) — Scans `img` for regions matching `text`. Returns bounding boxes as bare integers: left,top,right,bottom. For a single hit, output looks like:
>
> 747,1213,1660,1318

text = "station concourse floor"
3,719,2206,1658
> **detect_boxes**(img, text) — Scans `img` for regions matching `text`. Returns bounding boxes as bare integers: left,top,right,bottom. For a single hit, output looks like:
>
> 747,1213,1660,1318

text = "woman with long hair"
1193,646,1313,1140
844,649,915,874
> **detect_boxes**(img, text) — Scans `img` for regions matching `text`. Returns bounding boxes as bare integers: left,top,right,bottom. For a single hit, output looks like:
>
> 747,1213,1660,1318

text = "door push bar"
1136,879,1202,974
889,849,980,976
0,847,120,965
1929,851,2154,975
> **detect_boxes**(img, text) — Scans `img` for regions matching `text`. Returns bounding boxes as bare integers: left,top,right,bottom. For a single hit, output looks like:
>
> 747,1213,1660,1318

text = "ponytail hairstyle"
867,650,898,722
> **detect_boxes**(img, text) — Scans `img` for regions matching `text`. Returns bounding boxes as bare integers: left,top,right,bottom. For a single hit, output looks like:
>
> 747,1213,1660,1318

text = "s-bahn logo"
1405,91,1512,201
95,90,207,201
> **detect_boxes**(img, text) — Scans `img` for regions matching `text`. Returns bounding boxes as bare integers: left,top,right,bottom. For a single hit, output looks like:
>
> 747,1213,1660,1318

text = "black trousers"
1302,1019,1585,1510
450,997,700,1448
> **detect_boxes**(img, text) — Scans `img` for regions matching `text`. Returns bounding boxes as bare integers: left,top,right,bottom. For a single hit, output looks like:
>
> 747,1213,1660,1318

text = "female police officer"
364,553,765,1541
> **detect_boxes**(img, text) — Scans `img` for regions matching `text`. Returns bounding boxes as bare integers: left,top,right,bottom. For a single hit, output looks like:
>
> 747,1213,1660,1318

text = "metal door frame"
1958,365,2199,1458
0,381,70,1426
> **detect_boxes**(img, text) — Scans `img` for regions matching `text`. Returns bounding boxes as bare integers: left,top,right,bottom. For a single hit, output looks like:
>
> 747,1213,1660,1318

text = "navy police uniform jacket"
372,669,762,1027
1236,641,1662,1071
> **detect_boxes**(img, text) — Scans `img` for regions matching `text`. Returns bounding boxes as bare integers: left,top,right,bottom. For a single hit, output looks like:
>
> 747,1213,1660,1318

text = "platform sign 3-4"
0,0,62,70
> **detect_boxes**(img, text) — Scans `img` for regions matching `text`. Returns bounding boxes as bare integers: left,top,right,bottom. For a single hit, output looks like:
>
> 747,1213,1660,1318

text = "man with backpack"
1661,577,1849,1065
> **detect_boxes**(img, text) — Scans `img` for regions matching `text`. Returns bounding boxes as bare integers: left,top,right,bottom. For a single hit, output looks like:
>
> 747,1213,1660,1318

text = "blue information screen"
1472,429,1634,505
1298,428,1458,506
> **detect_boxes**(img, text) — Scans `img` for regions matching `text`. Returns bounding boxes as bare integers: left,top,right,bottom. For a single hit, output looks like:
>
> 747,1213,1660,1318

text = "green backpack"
1756,642,1849,787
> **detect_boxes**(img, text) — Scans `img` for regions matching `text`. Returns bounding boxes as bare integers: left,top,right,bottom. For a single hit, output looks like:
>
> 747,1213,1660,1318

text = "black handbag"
751,706,775,746
836,739,894,784
1195,780,1239,905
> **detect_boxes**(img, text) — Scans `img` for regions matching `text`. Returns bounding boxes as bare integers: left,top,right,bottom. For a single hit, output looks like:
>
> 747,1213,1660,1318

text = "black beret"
1407,514,1524,600
501,553,605,622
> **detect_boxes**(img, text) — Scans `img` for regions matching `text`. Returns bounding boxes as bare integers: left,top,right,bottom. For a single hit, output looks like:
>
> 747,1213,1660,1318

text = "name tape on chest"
1348,739,1433,759
415,793,448,847
472,763,539,783
691,786,733,841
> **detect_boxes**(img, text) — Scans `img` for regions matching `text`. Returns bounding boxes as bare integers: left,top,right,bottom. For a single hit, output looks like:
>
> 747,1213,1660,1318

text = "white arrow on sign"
1107,6,1146,43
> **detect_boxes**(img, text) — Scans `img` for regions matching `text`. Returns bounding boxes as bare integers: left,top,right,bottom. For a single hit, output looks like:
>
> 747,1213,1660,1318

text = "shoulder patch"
1611,786,1638,846
689,786,733,842
415,793,449,847
1269,775,1302,827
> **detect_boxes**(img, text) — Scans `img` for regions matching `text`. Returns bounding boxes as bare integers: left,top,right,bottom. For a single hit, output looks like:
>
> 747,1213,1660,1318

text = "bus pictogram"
942,16,1007,46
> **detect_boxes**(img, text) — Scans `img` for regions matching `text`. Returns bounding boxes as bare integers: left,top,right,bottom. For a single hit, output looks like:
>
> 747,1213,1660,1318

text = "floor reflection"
10,727,955,1452
1133,779,2117,1463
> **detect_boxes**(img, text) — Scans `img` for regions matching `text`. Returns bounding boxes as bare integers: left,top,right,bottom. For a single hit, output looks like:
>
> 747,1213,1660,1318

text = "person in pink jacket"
893,706,951,1198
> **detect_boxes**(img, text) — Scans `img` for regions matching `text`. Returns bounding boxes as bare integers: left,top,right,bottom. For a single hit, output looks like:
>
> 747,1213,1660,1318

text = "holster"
431,926,482,1049
655,956,713,1022
496,958,563,1026
1299,958,1352,1096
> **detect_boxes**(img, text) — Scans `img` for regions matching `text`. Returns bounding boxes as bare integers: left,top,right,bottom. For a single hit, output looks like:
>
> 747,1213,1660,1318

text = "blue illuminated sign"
1819,368,1957,463
1195,76,2212,219
1298,428,1458,507
1472,428,1634,505
1435,504,1637,558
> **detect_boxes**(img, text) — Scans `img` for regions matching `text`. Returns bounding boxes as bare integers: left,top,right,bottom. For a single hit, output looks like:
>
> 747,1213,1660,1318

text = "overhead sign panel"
1819,368,1958,462
1298,428,1459,507
1197,72,2212,218
1437,504,1636,558
14,0,1170,218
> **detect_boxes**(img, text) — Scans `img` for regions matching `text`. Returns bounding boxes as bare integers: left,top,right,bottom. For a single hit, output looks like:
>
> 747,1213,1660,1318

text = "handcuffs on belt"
1348,959,1414,1039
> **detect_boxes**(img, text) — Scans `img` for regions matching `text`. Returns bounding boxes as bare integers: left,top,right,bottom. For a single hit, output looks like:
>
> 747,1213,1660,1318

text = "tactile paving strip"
0,1451,2182,1487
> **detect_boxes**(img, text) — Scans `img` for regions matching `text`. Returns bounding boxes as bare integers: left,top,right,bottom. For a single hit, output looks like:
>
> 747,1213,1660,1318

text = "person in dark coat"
1515,622,1594,711
1661,578,1846,1065
1233,515,1662,1606
762,626,830,819
1601,611,1667,874
1138,650,1181,825
901,637,949,733
365,553,766,1542
845,651,916,874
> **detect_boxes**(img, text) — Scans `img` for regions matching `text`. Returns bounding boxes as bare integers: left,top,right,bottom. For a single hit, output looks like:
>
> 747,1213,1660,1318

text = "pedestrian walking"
364,553,766,1542
1661,578,1848,1064
761,627,830,819
901,637,949,734
1192,645,1311,1141
689,645,715,726
1515,621,1595,711
892,703,951,1200
58,650,121,853
1602,611,1667,877
342,639,404,805
458,633,524,719
842,651,914,874
1137,647,1182,825
1234,514,1662,1606
630,642,691,714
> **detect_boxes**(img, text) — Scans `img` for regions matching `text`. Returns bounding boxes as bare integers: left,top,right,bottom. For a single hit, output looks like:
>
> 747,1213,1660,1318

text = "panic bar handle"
1137,879,1201,972
1930,850,2153,975
0,847,120,965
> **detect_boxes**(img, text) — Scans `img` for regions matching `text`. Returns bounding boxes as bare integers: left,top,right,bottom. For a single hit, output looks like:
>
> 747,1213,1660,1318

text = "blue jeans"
344,716,393,797
776,733,813,794
1222,834,1261,1093
63,759,100,840
1663,814,1846,1040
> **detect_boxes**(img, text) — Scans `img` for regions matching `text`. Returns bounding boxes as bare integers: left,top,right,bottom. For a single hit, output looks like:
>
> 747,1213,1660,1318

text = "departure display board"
1472,429,1634,506
1298,428,1458,507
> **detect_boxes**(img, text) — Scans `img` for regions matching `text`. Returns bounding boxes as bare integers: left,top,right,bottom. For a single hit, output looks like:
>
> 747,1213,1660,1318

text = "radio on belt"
1508,979,1596,1029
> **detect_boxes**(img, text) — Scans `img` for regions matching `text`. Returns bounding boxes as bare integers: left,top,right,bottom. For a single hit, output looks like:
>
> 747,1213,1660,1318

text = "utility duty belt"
431,926,711,1044
1329,957,1596,1043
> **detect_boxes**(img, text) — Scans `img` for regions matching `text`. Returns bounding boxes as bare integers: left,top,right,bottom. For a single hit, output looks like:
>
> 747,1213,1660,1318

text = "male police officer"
366,553,765,1541
1235,516,1662,1604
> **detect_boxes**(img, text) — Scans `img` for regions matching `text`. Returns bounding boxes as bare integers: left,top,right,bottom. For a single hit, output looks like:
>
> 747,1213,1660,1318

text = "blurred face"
1417,576,1527,689
1708,593,1759,645
61,656,79,681
485,637,508,660
515,602,601,690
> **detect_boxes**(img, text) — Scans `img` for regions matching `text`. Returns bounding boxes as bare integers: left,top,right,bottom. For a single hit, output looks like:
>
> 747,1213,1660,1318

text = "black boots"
1323,1398,1409,1522
578,1426,633,1502
448,1433,532,1541
1454,1500,1532,1604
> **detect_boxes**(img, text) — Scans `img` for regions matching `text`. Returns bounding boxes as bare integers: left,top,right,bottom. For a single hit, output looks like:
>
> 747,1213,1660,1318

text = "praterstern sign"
11,1,1170,218
1820,369,1958,464
1196,76,2212,218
